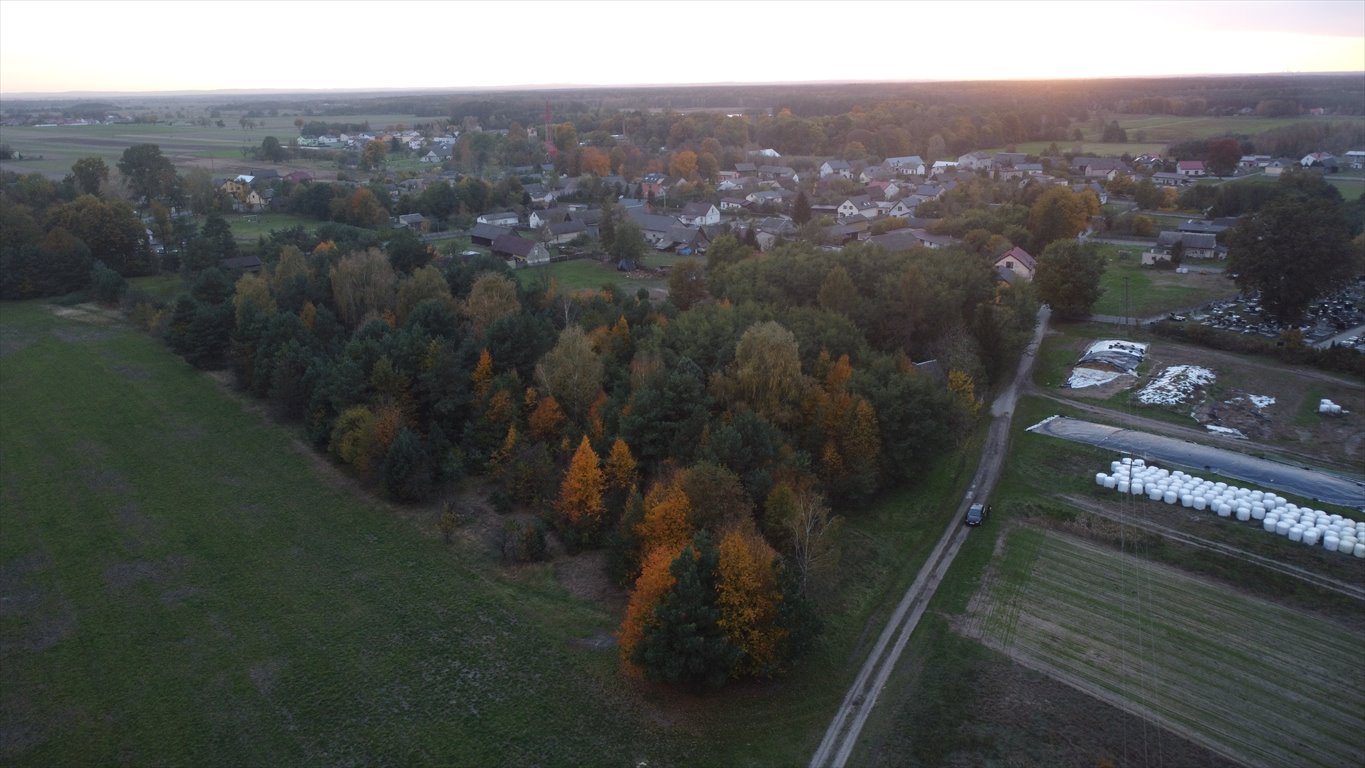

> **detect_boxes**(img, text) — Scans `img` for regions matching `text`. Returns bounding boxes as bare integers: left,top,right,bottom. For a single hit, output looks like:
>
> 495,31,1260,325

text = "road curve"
809,306,1051,768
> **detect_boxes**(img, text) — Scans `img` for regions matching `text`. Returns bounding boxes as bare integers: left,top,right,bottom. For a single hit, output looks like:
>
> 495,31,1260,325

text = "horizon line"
4,71,1361,101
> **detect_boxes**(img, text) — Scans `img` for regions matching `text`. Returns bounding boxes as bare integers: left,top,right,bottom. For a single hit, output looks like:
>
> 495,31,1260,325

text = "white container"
1277,520,1293,535
1104,476,1117,489
1288,526,1304,542
1218,504,1232,518
1303,529,1320,546
1118,480,1129,494
1132,482,1144,495
1193,496,1206,510
1251,506,1266,521
1111,461,1121,473
1149,487,1164,501
1096,473,1108,486
1122,457,1133,466
1340,537,1358,554
1354,543,1365,558
1181,494,1193,508
1251,491,1264,502
1237,508,1252,522
1263,518,1278,532
1324,536,1339,552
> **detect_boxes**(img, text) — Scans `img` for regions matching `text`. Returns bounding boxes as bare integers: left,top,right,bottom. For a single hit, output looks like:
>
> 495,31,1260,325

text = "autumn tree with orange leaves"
717,528,787,677
557,436,605,533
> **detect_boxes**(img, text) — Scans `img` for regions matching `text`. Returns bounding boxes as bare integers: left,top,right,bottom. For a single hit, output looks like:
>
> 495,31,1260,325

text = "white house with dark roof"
477,211,519,226
819,159,853,179
957,150,994,171
885,155,926,176
678,202,720,226
994,246,1036,281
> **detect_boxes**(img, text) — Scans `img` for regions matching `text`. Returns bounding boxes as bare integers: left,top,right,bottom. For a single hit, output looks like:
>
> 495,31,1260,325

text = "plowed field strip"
974,532,1365,768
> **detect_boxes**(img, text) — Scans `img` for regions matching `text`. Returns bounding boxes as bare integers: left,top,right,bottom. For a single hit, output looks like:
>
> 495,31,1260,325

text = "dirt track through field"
967,530,1365,768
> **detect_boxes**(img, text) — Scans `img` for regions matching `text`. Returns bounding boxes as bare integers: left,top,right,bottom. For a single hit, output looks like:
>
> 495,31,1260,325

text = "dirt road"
808,306,1051,768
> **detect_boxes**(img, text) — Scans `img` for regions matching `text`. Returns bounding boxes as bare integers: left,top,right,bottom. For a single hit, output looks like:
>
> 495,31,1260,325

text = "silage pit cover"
1078,340,1148,374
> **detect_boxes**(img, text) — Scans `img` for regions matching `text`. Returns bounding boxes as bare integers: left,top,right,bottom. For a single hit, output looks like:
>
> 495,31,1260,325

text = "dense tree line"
96,225,1034,687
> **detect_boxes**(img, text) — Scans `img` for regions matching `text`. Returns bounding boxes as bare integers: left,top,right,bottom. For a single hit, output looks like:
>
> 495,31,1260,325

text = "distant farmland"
967,529,1365,768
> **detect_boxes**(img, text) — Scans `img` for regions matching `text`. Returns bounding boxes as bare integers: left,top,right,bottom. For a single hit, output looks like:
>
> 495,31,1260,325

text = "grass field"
1114,114,1362,143
970,528,1365,768
0,298,979,766
224,212,321,244
1091,245,1238,318
0,300,682,767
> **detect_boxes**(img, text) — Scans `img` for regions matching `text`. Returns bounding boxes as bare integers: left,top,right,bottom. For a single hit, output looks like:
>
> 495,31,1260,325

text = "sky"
2,0,1363,95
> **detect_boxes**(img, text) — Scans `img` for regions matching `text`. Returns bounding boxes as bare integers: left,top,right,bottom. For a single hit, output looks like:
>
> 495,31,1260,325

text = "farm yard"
967,529,1365,768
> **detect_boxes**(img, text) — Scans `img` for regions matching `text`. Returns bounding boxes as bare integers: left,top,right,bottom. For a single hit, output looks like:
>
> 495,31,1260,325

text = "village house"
1176,160,1206,177
957,150,994,171
885,155,926,176
477,211,519,227
678,201,720,226
993,246,1036,281
492,233,550,266
819,159,853,179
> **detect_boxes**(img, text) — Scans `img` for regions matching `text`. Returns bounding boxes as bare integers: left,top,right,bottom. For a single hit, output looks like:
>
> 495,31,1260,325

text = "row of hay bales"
1096,457,1365,558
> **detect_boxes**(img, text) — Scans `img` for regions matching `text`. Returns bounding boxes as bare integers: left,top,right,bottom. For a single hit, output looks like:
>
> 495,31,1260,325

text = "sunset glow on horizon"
2,0,1363,96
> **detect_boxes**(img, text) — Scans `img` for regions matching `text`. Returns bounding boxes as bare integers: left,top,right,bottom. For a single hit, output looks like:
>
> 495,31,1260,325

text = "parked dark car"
965,502,991,527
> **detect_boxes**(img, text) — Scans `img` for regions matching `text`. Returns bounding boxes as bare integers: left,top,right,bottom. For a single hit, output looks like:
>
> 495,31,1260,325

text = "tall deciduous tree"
1226,183,1351,323
618,543,682,671
535,325,603,423
733,321,805,427
557,436,606,529
362,139,388,170
330,248,397,327
604,438,638,492
1027,186,1099,252
717,528,786,677
117,144,178,203
792,190,812,225
1205,138,1241,177
70,156,108,196
667,259,707,311
260,135,287,163
45,195,151,276
462,272,520,333
1034,239,1106,319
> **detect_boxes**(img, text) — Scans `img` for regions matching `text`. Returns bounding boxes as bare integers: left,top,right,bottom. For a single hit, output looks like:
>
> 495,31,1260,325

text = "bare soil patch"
555,550,627,613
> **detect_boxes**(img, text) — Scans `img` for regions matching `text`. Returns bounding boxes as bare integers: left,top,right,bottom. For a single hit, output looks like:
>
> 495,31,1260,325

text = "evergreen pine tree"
632,532,740,688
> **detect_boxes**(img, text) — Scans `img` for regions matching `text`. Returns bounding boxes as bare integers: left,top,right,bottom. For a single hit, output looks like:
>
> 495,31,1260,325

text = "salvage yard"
967,528,1365,768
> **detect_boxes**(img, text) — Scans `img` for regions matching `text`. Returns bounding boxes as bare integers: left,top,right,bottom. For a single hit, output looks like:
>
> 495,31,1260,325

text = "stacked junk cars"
1096,457,1365,558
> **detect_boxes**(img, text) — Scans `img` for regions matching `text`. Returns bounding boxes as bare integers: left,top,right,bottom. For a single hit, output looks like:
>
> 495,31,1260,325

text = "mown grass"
1112,114,1355,143
0,298,981,767
0,300,679,767
1090,245,1237,318
127,273,186,304
224,212,320,244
